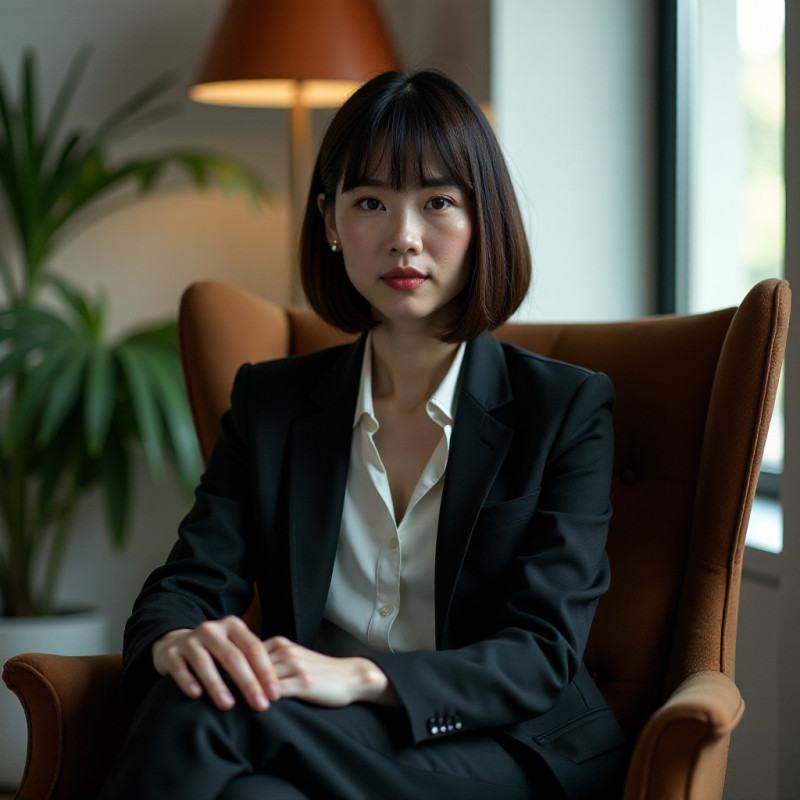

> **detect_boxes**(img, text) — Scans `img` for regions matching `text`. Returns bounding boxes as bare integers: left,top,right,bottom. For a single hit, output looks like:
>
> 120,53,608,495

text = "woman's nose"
389,209,423,254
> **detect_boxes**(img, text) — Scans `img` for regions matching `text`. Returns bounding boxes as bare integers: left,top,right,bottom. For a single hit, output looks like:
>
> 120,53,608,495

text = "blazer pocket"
532,708,628,765
474,489,541,532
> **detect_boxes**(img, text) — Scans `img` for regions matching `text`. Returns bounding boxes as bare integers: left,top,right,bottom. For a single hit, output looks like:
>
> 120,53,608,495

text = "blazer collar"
459,332,514,412
302,332,510,412
308,334,368,412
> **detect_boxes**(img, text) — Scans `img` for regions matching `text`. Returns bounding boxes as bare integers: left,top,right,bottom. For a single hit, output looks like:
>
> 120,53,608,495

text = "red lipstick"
381,266,426,290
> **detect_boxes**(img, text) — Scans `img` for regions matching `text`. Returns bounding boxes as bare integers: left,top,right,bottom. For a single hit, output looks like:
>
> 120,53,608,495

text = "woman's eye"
426,196,453,210
357,197,384,211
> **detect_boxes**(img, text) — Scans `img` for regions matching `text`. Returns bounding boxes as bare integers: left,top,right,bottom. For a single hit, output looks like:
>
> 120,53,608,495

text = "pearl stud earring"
331,240,340,253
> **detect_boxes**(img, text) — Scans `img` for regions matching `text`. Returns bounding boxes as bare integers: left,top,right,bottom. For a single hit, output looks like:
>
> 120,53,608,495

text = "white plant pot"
0,608,110,791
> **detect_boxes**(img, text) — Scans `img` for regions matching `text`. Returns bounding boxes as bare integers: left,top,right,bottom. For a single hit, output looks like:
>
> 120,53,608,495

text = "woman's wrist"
351,658,400,706
151,628,192,673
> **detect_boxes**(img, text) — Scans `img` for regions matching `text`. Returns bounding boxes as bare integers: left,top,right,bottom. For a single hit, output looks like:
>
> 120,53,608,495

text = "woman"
101,70,628,800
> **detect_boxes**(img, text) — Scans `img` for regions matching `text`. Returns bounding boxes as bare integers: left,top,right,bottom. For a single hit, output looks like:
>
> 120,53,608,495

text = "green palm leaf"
125,318,178,345
0,345,34,384
37,342,91,445
0,47,269,615
20,52,39,175
48,275,104,337
3,337,76,447
84,344,115,455
131,343,201,489
117,342,166,474
40,48,91,172
0,59,24,223
89,73,175,148
0,305,76,347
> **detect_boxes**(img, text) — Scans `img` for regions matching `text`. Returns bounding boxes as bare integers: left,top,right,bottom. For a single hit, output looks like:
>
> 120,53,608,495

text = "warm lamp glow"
189,0,400,109
189,79,362,109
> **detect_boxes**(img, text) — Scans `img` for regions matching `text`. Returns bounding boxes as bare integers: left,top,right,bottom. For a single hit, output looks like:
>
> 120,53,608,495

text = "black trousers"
99,677,564,800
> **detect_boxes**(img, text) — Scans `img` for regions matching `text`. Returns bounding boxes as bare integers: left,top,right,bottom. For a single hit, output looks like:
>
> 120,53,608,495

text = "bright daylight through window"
686,0,784,551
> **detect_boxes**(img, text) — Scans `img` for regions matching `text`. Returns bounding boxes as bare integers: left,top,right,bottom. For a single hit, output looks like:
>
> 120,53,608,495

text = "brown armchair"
3,278,790,799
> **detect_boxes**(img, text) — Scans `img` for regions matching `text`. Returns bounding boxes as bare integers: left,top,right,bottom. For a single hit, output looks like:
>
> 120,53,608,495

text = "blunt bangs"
337,90,474,199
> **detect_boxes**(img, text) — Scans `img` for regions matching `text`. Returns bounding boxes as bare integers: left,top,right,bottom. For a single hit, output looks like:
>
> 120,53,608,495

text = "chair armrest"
2,652,131,800
623,671,745,800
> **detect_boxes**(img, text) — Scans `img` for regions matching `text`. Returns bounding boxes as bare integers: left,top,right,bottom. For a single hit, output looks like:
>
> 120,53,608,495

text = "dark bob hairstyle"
300,70,531,343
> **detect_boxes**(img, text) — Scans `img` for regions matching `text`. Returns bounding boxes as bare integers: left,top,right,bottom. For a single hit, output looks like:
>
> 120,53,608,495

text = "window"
660,0,785,552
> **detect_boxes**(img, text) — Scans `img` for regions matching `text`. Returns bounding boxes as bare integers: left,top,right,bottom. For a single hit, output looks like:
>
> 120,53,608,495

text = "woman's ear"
317,193,338,247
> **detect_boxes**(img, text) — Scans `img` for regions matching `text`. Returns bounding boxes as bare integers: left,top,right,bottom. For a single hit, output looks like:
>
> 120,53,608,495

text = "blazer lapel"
288,337,366,646
436,334,515,647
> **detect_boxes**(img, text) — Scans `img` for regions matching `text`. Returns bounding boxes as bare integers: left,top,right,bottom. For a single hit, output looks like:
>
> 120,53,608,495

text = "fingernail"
217,690,235,708
267,682,280,701
253,693,269,711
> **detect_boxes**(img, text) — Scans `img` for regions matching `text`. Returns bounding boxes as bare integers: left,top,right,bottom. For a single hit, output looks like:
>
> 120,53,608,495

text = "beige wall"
492,0,657,323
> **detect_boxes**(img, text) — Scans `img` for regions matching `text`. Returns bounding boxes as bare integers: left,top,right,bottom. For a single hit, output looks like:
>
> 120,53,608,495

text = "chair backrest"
178,278,790,740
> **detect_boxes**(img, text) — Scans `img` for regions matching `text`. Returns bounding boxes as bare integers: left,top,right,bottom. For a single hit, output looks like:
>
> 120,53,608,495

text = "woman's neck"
370,326,461,410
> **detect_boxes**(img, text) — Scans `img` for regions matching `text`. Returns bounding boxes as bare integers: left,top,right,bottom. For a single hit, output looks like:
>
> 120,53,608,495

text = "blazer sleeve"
120,364,258,699
369,368,615,745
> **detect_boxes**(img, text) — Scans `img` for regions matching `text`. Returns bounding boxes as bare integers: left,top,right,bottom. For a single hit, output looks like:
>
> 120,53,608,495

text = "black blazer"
122,333,629,798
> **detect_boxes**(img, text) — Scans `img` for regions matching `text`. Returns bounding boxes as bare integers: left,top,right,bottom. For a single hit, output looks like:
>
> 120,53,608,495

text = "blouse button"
379,604,394,618
389,537,399,551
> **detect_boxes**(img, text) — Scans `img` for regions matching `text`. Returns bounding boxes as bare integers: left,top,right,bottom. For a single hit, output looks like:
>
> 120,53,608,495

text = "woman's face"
319,160,474,335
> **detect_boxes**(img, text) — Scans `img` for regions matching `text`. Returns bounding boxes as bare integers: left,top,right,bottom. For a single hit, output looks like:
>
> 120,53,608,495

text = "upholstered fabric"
3,278,789,800
2,653,129,799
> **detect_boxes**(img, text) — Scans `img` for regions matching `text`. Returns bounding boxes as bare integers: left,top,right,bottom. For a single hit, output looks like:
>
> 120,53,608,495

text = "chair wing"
178,280,354,463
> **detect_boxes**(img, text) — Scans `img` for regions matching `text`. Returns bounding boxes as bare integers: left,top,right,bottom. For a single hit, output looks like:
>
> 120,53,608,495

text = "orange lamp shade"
189,0,401,108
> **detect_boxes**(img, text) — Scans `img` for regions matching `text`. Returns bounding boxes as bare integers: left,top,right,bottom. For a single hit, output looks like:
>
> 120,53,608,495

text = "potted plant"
0,45,269,614
0,45,267,786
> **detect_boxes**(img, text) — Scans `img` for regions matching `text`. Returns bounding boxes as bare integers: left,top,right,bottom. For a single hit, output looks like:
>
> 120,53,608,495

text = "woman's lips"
381,267,427,290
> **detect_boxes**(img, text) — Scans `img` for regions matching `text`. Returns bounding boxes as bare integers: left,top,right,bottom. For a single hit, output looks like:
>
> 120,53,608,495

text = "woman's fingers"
263,638,385,707
153,630,204,699
195,617,274,710
151,617,278,712
184,630,239,709
226,617,282,703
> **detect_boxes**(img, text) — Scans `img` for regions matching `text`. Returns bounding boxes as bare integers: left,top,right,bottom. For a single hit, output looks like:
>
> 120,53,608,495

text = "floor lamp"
189,0,400,301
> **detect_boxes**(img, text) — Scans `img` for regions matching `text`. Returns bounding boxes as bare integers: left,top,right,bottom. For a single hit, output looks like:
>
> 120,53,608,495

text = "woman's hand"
265,636,399,708
152,619,398,711
152,616,279,712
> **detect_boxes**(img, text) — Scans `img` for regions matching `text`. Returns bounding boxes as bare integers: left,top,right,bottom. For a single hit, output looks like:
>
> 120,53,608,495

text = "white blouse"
314,334,466,657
